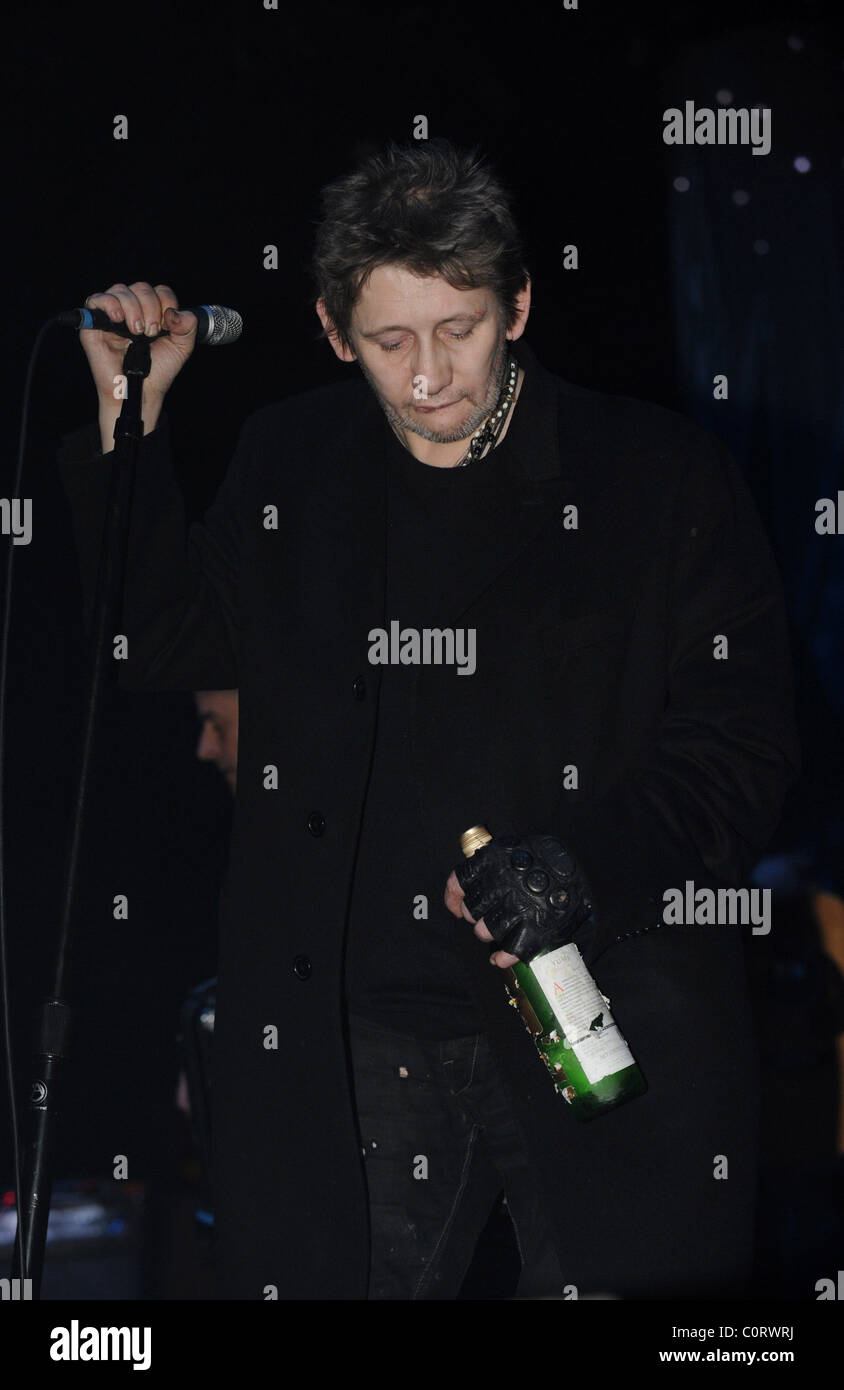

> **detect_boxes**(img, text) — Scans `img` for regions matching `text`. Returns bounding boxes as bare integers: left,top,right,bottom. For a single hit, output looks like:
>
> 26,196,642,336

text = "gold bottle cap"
460,825,492,858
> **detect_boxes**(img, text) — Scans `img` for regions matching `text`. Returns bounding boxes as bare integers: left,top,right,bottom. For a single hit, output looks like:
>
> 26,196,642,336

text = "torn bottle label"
531,943,636,1084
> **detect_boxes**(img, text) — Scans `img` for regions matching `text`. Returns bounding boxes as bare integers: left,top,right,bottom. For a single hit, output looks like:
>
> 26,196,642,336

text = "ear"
505,276,531,343
316,298,357,362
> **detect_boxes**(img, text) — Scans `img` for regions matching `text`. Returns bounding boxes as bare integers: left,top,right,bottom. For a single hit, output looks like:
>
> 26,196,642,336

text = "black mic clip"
121,334,154,378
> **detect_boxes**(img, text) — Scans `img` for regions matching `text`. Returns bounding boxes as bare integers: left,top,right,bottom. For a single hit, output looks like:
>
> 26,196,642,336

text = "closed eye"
381,328,475,353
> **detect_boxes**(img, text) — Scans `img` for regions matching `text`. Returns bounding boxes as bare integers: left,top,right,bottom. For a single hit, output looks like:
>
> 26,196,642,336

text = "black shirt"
343,404,527,1039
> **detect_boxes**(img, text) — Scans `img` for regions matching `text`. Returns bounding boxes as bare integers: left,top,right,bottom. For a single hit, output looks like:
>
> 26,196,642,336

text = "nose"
411,342,452,403
197,728,219,763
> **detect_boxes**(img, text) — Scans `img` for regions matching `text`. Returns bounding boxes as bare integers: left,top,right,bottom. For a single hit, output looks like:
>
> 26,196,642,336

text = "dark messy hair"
310,137,529,354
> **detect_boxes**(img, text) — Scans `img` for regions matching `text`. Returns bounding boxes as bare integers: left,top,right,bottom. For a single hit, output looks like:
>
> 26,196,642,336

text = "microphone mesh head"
202,305,243,346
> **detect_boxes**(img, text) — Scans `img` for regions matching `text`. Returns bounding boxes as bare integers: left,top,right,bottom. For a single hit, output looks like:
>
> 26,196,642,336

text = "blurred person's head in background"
195,690,239,793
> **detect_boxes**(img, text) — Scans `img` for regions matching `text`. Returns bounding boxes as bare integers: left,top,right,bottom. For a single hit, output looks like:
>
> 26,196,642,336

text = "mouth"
414,400,458,413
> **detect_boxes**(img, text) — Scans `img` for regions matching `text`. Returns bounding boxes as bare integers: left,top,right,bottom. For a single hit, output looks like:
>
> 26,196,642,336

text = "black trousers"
347,1013,565,1300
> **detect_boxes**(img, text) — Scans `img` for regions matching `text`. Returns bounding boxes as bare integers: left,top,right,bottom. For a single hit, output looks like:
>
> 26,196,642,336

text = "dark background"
1,0,842,1297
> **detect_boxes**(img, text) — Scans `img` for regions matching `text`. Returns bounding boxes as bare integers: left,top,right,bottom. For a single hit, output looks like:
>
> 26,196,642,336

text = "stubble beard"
355,328,512,445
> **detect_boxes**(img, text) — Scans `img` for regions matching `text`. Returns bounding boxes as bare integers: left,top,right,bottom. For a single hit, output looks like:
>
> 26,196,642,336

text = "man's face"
343,265,516,446
195,690,239,793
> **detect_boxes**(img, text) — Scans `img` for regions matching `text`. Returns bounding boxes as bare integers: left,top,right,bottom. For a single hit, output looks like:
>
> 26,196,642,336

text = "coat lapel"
443,337,567,630
297,380,388,673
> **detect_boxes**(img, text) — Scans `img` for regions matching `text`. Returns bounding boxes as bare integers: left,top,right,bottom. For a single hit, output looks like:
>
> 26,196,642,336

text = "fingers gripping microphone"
56,304,243,346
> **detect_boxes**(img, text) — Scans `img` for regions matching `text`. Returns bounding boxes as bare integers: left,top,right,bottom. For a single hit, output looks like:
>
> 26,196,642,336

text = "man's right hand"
80,281,197,452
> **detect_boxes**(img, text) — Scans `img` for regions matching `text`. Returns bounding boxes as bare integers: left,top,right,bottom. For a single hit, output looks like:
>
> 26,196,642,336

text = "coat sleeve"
58,413,254,692
557,426,802,966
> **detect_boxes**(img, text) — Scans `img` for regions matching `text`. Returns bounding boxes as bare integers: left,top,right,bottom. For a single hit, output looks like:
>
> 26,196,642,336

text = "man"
59,138,800,1300
195,690,239,794
175,688,238,1126
166,690,238,1296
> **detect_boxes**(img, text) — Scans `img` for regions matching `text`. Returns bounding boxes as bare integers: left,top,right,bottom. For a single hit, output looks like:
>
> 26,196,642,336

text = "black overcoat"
59,337,801,1299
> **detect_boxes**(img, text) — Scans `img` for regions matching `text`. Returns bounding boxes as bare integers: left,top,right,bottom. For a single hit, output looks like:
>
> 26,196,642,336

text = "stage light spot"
673,176,690,193
787,35,805,52
732,189,750,206
753,239,770,255
793,156,811,173
716,89,734,105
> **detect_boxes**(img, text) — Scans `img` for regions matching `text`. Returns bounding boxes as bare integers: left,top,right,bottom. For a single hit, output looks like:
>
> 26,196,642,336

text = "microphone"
56,303,243,346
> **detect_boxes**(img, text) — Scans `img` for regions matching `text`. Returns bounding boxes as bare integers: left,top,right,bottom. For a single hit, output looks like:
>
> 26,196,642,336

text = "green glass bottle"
460,825,647,1121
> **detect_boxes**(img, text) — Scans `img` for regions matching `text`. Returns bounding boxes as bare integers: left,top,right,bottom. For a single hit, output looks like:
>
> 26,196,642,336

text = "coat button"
307,811,326,836
293,955,312,980
352,677,366,701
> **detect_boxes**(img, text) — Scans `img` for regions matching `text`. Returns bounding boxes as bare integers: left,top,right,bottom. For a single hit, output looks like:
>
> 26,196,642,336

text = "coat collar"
501,335,564,483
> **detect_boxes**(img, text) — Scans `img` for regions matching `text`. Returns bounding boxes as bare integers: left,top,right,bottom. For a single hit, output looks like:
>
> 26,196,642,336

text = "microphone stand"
12,334,152,1296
